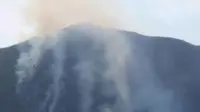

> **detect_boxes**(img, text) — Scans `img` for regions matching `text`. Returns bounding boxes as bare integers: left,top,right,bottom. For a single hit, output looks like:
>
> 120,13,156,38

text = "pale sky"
0,0,200,47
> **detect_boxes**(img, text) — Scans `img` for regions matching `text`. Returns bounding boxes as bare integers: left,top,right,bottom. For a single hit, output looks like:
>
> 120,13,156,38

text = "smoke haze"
15,0,173,112
16,16,133,112
23,0,123,36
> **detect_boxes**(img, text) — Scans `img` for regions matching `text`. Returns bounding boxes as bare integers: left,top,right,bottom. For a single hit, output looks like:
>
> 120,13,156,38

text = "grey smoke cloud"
23,0,122,36
15,25,181,112
16,23,133,112
15,0,178,112
71,26,132,112
48,35,66,112
16,0,124,84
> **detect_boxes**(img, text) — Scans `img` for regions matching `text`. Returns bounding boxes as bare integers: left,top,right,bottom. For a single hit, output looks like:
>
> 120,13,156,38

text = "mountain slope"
0,24,199,112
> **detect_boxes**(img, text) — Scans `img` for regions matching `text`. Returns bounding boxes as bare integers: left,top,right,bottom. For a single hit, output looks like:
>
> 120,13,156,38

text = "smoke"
76,60,95,112
15,0,124,83
102,31,131,112
75,26,132,112
16,0,132,111
14,1,178,112
16,37,45,84
23,0,122,36
48,34,66,112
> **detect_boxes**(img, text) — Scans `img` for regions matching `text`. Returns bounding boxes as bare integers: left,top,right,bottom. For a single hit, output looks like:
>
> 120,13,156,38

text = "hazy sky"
0,0,200,47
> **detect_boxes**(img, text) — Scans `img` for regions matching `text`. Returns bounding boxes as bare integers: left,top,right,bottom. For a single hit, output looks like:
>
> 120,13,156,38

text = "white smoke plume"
95,29,132,112
14,0,179,111
48,34,66,112
16,37,46,84
15,0,132,111
16,0,124,83
76,60,95,112
23,0,122,36
75,26,132,112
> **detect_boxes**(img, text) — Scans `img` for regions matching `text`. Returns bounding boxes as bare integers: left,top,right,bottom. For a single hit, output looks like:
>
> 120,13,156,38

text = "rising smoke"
15,0,132,112
16,0,124,83
23,0,122,36
15,0,177,112
74,26,132,112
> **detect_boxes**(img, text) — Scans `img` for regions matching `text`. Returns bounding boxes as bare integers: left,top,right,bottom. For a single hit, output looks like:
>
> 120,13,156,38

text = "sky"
0,0,200,47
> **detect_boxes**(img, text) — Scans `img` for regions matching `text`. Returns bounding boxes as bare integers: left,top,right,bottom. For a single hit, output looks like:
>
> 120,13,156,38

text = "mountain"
0,24,200,112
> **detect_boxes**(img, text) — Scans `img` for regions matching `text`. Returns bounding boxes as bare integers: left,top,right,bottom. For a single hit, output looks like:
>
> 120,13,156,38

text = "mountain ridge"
0,24,199,112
